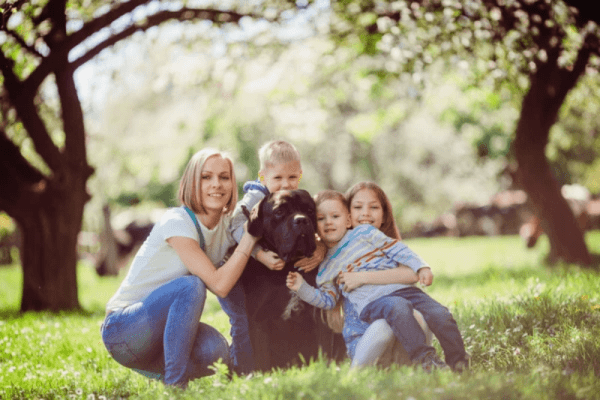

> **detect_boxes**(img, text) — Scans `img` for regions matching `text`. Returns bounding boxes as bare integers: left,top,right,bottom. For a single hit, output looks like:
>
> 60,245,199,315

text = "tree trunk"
19,183,86,311
95,204,121,276
513,46,592,266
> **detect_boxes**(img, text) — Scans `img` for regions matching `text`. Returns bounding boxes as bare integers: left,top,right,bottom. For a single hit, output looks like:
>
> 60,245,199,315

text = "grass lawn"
1,233,599,399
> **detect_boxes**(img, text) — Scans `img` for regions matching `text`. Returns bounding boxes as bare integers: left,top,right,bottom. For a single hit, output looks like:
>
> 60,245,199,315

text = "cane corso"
239,189,346,371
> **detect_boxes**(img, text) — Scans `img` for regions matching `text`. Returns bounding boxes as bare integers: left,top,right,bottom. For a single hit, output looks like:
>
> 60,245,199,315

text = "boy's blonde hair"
258,140,302,171
178,148,237,215
345,182,401,240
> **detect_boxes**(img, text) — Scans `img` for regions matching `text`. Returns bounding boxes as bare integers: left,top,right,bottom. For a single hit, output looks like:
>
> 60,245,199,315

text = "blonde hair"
178,149,237,215
258,140,302,171
345,182,401,240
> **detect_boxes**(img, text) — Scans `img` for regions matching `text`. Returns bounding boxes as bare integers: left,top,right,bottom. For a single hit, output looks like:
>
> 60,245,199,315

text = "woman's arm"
167,230,259,298
338,266,418,292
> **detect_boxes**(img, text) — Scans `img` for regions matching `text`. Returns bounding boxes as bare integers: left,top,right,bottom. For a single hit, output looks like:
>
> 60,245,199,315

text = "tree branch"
0,0,43,57
557,33,594,98
1,27,44,58
0,51,64,173
24,3,256,95
0,128,46,214
70,7,247,70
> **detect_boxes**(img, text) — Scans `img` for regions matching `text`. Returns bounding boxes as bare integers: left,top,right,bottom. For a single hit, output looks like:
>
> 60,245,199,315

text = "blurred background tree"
328,0,600,264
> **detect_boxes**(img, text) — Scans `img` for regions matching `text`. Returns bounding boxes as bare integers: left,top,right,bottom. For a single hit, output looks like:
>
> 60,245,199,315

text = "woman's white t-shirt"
105,207,235,312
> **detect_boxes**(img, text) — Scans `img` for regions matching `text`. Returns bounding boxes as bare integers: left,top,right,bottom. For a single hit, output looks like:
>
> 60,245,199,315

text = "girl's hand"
294,239,326,272
256,249,285,271
337,266,365,292
417,267,433,287
286,271,304,292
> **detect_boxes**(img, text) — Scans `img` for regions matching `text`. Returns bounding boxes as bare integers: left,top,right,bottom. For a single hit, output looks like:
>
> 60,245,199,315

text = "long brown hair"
345,181,401,240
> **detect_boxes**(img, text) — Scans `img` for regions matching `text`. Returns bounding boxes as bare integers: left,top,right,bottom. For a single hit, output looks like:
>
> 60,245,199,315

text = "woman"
101,148,259,388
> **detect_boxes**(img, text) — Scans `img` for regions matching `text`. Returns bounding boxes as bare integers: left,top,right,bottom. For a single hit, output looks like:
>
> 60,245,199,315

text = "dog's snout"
293,215,309,226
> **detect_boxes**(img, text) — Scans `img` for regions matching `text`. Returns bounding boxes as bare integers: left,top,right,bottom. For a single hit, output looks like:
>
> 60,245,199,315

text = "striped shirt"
296,224,428,315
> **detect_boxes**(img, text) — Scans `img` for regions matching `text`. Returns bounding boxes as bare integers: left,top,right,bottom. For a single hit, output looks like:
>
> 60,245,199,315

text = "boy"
225,140,325,374
286,190,469,372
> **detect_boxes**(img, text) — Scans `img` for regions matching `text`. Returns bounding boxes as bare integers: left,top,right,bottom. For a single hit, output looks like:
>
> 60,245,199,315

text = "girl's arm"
167,229,259,298
338,265,418,292
287,272,339,310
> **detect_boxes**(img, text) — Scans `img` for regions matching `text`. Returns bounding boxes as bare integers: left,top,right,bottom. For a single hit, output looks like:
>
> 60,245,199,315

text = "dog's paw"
281,292,304,320
241,205,251,219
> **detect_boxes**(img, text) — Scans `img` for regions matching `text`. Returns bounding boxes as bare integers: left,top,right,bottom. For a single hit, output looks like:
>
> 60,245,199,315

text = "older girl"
340,182,433,368
101,149,259,388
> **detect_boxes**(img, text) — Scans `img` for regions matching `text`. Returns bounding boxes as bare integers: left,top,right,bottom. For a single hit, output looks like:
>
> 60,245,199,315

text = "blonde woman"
102,149,259,388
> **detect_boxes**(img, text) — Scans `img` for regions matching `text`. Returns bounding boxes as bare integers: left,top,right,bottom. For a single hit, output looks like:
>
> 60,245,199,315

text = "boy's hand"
256,249,285,271
294,239,326,272
286,271,304,292
417,267,433,287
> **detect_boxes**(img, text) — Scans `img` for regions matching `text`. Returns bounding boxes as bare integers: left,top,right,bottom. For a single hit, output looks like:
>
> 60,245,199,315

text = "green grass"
1,233,600,399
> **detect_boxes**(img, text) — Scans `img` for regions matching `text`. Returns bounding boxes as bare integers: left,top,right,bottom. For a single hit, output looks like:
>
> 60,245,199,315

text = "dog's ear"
298,190,317,226
247,198,265,237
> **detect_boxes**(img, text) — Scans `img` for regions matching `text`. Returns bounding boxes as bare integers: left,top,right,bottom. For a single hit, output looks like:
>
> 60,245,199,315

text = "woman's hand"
286,271,304,292
294,239,326,272
256,249,285,271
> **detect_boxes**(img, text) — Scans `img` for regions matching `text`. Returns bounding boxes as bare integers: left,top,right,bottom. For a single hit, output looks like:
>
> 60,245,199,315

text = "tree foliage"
329,0,600,265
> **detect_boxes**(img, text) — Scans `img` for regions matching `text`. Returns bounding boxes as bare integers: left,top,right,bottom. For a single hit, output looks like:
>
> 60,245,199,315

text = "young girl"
287,188,469,372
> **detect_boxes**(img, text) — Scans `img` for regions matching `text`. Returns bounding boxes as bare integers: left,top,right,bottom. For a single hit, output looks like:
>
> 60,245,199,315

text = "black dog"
239,189,346,371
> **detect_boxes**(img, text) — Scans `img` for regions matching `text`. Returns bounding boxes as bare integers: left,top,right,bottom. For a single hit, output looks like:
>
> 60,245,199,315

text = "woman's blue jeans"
101,275,230,387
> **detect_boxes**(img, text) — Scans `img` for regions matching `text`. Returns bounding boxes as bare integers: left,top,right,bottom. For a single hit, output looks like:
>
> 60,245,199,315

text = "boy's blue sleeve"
364,225,429,272
243,180,269,195
230,186,267,245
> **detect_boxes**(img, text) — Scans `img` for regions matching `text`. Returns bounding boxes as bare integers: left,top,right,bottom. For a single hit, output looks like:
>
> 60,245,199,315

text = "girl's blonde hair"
345,182,401,240
314,189,348,210
178,149,237,215
313,190,349,334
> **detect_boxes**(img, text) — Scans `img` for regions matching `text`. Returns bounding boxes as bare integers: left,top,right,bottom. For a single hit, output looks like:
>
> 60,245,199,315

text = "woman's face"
349,189,384,230
200,155,233,213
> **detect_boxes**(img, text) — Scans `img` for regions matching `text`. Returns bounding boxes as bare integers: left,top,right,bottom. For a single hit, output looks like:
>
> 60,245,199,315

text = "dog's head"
248,189,317,264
